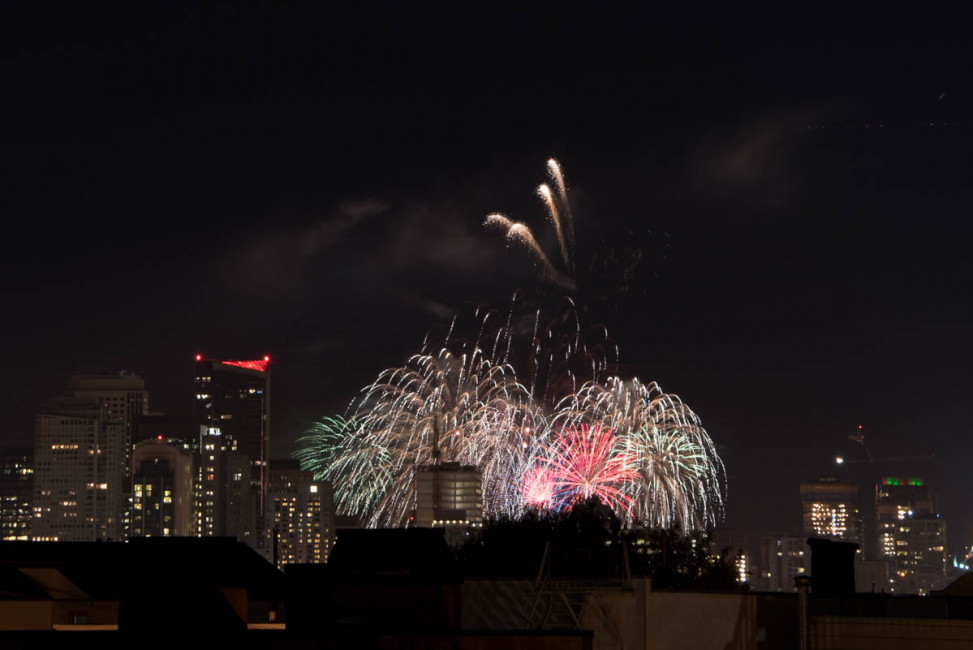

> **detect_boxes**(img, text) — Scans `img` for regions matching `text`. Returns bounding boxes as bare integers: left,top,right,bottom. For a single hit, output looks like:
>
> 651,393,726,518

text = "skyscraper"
875,477,947,594
194,355,270,546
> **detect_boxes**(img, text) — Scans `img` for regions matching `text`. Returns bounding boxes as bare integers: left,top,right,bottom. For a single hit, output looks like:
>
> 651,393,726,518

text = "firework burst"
553,377,725,529
530,424,637,516
298,160,725,533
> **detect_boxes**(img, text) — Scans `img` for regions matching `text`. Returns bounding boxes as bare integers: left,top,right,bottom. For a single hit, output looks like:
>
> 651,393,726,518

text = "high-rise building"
0,447,34,541
194,355,270,545
61,373,148,537
800,478,863,548
32,394,126,541
267,460,335,568
131,438,195,537
875,477,947,594
415,463,482,538
892,514,947,595
876,477,934,559
194,426,252,542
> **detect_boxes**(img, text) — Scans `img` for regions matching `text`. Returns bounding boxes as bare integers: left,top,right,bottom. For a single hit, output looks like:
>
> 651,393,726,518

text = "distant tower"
800,477,863,547
132,438,195,537
267,460,336,568
0,447,34,541
194,355,270,547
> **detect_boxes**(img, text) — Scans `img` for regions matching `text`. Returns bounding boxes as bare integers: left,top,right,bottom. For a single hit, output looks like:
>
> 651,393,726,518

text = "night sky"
4,6,972,550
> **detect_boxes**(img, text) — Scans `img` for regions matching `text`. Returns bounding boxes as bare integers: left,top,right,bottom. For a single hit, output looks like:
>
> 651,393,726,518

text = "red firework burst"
522,466,556,508
535,424,637,515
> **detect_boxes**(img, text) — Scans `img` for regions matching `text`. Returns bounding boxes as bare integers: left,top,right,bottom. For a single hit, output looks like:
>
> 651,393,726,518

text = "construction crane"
835,425,934,467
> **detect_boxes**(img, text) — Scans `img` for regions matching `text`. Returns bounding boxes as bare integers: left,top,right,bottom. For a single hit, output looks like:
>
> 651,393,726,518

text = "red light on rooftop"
264,355,271,362
195,354,202,362
221,359,270,372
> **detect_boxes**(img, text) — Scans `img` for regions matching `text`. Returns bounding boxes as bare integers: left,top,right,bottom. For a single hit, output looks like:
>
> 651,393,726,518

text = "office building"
61,373,148,537
267,460,335,568
892,513,948,594
800,478,863,547
0,447,33,541
32,394,125,541
131,438,195,537
875,477,947,594
195,355,270,546
876,477,934,559
195,426,253,542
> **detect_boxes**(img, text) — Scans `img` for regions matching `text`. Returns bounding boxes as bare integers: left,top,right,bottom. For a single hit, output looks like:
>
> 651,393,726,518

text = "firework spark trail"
485,213,566,285
532,424,637,516
538,183,570,270
547,158,575,273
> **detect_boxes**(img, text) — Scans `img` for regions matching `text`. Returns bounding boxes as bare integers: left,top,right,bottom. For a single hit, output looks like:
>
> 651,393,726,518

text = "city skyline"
3,6,972,552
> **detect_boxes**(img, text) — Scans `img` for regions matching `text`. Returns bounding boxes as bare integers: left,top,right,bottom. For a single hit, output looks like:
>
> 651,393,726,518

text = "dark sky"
3,5,972,550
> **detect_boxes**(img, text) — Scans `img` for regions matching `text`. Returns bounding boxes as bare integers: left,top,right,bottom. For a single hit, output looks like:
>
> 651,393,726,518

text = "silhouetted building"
808,537,859,597
287,528,461,634
0,447,33,541
131,439,194,537
267,460,335,568
0,537,282,632
801,477,863,548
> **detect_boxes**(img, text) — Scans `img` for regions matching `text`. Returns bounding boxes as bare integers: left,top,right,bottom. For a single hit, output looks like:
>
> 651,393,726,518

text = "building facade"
131,439,195,537
0,447,33,541
266,461,335,568
800,478,863,548
415,463,482,547
32,396,125,541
